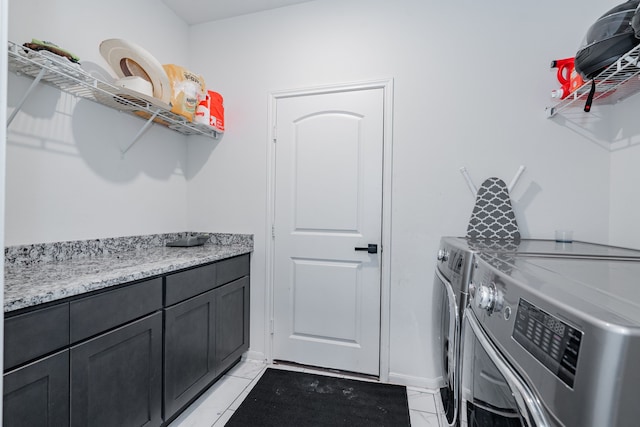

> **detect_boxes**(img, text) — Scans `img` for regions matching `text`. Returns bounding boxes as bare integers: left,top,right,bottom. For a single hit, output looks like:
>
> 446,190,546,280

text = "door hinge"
271,224,275,239
270,319,274,335
272,125,277,142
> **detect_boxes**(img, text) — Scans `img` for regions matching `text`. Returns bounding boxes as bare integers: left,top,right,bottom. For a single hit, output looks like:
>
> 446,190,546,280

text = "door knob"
355,244,378,254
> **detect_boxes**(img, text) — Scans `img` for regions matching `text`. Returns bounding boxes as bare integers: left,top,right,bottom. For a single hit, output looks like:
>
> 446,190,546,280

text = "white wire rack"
6,41,222,154
547,43,640,118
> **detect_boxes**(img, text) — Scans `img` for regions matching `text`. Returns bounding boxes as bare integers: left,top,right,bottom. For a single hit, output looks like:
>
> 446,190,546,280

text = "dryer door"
434,269,459,426
460,309,551,427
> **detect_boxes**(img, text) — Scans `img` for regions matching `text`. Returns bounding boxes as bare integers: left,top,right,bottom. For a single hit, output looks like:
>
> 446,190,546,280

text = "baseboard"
244,350,266,362
242,350,442,391
387,372,443,390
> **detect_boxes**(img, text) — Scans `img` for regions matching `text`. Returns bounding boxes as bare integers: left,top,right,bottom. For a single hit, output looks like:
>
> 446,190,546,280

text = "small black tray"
166,236,209,247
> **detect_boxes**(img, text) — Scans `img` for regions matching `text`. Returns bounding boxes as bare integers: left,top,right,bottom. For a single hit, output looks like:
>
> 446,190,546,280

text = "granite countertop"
4,233,253,313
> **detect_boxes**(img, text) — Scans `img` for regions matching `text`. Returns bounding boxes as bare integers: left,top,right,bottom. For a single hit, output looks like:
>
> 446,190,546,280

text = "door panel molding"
265,78,393,381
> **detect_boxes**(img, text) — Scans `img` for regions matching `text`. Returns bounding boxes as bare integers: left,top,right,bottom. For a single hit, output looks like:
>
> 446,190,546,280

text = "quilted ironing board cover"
466,177,520,240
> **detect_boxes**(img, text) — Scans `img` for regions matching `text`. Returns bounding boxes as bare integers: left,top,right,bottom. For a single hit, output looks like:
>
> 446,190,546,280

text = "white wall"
6,0,192,245
185,0,617,386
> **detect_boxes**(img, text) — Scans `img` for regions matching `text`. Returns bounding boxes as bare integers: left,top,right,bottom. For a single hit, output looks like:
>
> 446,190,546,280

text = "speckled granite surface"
5,233,253,313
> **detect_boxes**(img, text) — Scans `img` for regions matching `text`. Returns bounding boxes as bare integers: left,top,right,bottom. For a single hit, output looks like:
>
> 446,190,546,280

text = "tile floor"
167,359,443,427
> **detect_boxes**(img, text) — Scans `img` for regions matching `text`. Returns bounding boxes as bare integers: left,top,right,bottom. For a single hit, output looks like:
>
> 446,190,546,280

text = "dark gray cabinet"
3,302,71,427
164,289,217,417
215,276,250,375
3,277,163,427
69,278,163,427
163,254,250,422
71,312,163,427
3,253,250,427
3,350,69,427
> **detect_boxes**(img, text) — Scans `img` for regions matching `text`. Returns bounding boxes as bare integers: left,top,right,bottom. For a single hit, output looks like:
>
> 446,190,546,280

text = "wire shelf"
547,43,640,117
7,40,222,139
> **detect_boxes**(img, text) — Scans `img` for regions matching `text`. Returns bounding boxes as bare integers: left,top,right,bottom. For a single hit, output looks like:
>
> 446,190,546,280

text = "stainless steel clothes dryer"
461,252,640,426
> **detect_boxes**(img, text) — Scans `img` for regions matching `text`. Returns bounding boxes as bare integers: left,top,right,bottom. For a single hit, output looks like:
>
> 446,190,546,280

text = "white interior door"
272,87,384,376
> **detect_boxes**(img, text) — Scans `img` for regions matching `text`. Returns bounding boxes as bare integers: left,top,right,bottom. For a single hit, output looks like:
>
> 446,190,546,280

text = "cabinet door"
3,350,69,427
70,312,162,427
215,276,250,375
163,290,216,419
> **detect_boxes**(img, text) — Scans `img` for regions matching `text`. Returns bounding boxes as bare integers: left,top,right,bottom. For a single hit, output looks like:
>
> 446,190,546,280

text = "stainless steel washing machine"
460,252,640,426
433,237,640,426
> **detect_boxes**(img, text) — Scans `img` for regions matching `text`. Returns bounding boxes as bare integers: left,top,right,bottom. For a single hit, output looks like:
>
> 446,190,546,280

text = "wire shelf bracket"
6,67,45,127
121,109,161,157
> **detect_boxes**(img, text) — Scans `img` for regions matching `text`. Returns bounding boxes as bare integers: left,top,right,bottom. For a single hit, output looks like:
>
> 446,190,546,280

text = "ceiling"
161,0,320,25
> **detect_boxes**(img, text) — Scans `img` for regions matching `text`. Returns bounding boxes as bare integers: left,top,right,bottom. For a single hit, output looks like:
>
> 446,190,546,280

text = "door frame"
265,79,394,380
1,0,8,412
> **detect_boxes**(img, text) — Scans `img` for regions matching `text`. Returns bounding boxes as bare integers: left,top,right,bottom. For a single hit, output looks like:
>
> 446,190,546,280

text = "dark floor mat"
226,368,411,427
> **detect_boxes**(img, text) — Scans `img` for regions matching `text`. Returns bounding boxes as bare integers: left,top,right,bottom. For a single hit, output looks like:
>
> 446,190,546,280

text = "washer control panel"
512,298,582,388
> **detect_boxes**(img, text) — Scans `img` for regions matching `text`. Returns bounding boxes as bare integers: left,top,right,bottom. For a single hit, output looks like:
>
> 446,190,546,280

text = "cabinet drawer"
165,263,216,306
70,277,162,343
4,303,70,371
216,254,250,286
